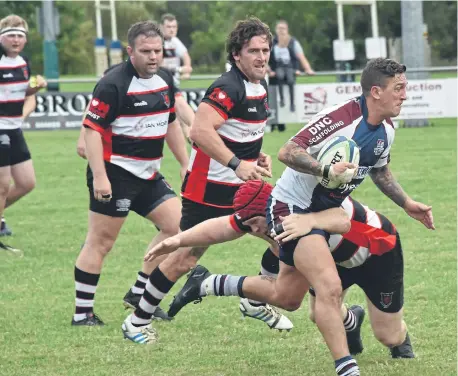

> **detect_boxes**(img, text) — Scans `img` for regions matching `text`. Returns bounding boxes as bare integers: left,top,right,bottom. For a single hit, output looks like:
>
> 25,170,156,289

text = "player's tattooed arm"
278,141,322,176
369,164,408,207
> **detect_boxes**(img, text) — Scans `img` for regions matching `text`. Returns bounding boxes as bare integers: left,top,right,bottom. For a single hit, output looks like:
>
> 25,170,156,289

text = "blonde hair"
0,15,29,33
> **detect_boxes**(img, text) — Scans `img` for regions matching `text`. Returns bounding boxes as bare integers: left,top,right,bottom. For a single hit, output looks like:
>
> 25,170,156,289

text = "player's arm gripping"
369,164,407,207
278,141,323,176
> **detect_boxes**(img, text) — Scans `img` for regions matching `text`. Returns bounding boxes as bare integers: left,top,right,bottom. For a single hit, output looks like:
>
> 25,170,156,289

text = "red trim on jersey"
246,94,267,100
112,133,166,140
206,102,229,120
229,215,244,233
0,99,25,104
0,63,27,70
127,86,169,96
343,220,397,256
174,92,182,98
0,80,28,86
219,133,263,143
147,172,158,180
102,128,113,161
0,114,22,118
183,147,211,203
111,153,163,161
83,119,106,135
232,117,266,124
116,109,172,118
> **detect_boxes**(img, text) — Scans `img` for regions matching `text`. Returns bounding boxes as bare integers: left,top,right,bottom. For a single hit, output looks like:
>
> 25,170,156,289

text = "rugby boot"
123,289,173,321
71,312,105,326
390,333,415,358
239,298,293,331
346,305,365,355
167,265,210,317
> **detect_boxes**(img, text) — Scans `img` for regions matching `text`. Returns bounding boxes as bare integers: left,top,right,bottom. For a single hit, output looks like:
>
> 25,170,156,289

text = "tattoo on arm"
260,275,276,283
369,165,408,207
279,141,322,176
189,247,207,259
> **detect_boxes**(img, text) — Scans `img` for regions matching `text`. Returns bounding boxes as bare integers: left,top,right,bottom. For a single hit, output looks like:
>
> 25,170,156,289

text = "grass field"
55,70,457,92
0,119,456,376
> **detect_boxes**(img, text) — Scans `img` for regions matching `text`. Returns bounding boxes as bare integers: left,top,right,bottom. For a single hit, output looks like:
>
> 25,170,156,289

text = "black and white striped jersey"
83,59,177,180
182,65,269,208
0,45,31,129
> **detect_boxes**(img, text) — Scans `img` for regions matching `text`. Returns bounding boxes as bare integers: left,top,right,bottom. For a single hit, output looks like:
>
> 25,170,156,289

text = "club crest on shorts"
161,92,170,108
380,292,394,308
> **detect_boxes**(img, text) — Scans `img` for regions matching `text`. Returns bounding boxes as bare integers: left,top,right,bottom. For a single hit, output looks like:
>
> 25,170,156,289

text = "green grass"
0,119,456,375
55,70,457,92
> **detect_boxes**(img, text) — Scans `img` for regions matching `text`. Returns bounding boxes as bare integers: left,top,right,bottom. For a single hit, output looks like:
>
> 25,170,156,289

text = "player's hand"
93,175,112,203
257,152,272,175
306,68,316,76
181,72,191,80
403,199,435,230
273,214,314,243
144,237,181,262
328,162,358,184
268,71,276,77
235,160,272,181
76,138,87,159
35,75,47,89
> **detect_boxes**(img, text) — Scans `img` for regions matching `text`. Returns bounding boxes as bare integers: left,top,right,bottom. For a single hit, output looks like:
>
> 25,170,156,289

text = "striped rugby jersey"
331,197,397,268
181,65,269,208
272,95,395,211
83,59,177,180
0,45,31,129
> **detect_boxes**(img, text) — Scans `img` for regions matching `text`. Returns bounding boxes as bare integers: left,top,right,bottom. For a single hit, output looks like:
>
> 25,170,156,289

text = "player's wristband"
322,164,331,178
227,156,241,171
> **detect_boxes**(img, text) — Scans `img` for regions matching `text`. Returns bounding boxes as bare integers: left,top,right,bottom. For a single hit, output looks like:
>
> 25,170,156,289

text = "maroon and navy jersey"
181,65,269,208
0,45,31,129
83,59,176,180
272,95,395,211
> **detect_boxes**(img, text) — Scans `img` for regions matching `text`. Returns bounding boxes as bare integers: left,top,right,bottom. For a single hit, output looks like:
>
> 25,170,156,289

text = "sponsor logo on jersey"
248,107,257,112
134,101,147,107
374,139,385,155
88,98,110,119
2,73,13,78
209,88,234,112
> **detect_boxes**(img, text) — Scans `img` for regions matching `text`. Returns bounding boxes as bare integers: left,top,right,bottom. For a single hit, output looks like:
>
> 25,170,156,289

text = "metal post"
370,1,379,38
109,0,122,65
401,0,428,127
42,0,59,91
94,0,108,76
337,3,345,41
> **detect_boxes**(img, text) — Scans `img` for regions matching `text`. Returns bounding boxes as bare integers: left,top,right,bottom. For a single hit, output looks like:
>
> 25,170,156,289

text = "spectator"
268,20,315,113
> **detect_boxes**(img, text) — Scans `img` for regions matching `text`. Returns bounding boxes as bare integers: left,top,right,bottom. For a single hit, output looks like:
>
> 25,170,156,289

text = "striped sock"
248,248,279,306
343,308,357,331
131,267,174,327
201,274,246,298
131,271,149,295
335,356,359,376
74,267,100,322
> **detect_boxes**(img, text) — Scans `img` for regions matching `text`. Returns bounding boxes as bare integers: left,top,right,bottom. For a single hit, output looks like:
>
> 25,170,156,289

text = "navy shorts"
0,128,31,167
266,195,329,266
310,233,404,313
87,162,176,218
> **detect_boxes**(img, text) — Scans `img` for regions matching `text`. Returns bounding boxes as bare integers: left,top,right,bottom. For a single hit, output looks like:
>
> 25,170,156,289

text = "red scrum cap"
233,180,273,221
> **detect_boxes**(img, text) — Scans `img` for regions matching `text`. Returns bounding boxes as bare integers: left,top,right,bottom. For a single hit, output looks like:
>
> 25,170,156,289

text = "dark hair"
161,13,176,24
360,58,407,97
127,21,163,49
226,17,272,64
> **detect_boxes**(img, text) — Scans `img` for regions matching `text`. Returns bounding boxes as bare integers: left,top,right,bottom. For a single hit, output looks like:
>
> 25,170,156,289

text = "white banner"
276,78,457,123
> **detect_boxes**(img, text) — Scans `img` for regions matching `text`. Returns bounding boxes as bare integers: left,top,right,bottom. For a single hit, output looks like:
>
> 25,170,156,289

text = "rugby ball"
315,136,360,189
